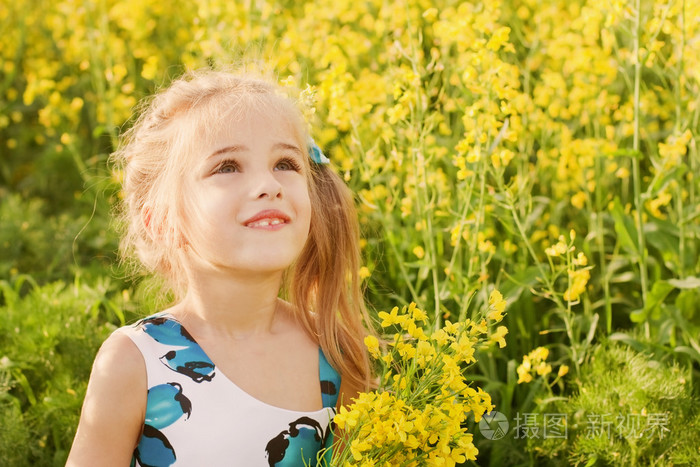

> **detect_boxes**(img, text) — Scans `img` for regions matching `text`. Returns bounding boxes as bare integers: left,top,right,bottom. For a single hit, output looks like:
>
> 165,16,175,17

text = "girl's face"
179,108,312,278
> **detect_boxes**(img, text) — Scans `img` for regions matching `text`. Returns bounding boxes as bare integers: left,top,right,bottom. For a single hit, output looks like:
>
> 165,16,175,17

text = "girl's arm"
66,331,147,466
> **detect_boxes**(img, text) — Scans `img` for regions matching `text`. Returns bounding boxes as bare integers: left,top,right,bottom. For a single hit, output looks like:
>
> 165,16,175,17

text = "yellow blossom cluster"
7,0,698,336
516,346,569,384
658,129,693,169
543,230,592,304
331,301,505,465
335,392,478,466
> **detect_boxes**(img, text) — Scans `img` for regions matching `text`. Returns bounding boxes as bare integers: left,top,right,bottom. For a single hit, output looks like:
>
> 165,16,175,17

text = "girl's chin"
200,257,299,276
184,245,302,270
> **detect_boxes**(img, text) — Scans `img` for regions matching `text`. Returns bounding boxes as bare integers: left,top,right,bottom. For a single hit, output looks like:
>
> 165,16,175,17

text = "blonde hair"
112,69,371,393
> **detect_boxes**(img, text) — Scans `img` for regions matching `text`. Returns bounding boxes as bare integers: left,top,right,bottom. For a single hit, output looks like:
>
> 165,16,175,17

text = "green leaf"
667,276,700,289
646,165,688,197
610,198,639,258
674,289,698,321
609,148,644,159
586,313,599,346
645,220,679,260
501,265,541,300
674,346,700,365
630,281,673,323
608,332,646,352
11,369,37,406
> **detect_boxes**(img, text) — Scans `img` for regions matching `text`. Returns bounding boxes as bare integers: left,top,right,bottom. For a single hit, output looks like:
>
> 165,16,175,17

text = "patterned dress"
119,314,340,467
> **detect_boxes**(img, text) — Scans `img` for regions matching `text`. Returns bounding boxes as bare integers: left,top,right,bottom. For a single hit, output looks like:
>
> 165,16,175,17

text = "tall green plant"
0,276,132,466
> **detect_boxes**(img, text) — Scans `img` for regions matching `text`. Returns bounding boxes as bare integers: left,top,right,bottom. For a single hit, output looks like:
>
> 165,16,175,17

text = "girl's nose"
251,171,283,199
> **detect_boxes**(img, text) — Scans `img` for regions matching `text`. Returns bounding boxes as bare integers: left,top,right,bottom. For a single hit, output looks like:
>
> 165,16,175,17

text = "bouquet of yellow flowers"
326,293,508,466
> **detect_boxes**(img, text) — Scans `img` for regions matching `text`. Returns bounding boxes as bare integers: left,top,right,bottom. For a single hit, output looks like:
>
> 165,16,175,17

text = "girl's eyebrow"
208,145,245,159
208,143,303,159
274,142,304,156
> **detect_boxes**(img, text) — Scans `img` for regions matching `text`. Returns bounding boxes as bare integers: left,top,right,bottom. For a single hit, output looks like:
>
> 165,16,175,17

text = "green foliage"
0,276,130,466
0,193,118,284
526,342,700,466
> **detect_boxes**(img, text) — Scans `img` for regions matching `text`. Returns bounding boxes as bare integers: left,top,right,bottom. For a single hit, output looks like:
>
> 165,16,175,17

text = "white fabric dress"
120,313,340,467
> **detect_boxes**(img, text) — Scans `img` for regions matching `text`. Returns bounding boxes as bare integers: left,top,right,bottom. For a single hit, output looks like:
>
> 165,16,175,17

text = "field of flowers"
1,0,699,465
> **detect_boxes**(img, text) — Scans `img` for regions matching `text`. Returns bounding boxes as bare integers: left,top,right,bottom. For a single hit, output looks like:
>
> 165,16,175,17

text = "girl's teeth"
251,218,284,227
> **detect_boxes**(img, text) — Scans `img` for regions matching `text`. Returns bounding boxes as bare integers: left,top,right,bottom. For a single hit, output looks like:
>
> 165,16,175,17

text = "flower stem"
632,0,650,333
676,0,686,278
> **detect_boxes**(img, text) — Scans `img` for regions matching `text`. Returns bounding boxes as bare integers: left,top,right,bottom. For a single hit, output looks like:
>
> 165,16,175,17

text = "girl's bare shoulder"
93,327,147,382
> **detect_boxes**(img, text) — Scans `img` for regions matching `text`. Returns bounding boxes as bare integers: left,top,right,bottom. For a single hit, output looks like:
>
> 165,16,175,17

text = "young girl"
67,70,371,466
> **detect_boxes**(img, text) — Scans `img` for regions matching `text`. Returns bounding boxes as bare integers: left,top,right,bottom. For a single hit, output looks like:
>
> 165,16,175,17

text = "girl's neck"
174,269,287,340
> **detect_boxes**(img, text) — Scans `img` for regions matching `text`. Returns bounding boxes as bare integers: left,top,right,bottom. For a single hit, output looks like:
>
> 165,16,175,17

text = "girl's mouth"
246,218,287,228
243,209,291,228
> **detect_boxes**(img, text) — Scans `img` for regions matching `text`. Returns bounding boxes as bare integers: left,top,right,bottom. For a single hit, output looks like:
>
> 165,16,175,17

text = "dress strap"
318,349,341,408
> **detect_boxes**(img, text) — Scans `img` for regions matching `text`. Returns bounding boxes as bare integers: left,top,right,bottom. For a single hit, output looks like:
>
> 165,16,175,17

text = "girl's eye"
275,158,302,172
215,160,239,174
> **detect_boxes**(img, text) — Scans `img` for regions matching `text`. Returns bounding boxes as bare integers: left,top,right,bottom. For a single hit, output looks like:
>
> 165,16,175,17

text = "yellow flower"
573,252,588,266
410,304,428,322
396,341,416,359
489,326,508,348
364,335,380,359
535,362,552,376
413,246,425,259
486,26,512,51
378,307,405,328
415,340,436,368
141,56,159,80
351,438,372,460
422,7,438,22
431,328,451,347
450,334,476,364
503,240,517,254
658,129,692,168
359,266,371,279
558,365,569,377
647,190,673,219
279,75,296,87
405,318,428,341
335,300,492,460
487,290,507,322
443,320,461,335
545,239,568,257
517,362,533,384
517,347,551,384
531,347,549,361
571,191,587,209
564,268,590,302
466,145,481,163
469,319,488,336
615,166,630,179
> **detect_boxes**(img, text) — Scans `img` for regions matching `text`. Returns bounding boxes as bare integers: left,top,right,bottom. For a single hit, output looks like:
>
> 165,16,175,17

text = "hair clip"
308,139,331,165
